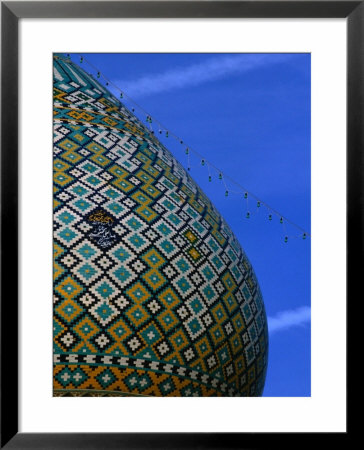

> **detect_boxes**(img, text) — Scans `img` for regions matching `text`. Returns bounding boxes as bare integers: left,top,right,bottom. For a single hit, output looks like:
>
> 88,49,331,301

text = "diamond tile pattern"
53,54,268,397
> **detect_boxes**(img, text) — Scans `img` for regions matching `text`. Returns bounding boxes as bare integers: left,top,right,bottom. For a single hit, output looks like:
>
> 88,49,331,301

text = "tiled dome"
53,54,268,397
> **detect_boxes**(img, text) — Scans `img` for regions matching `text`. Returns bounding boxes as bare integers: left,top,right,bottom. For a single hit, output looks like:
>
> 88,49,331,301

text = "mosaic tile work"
53,54,268,396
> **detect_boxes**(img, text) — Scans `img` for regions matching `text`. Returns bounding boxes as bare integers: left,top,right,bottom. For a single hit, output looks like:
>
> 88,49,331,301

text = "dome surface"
53,54,268,397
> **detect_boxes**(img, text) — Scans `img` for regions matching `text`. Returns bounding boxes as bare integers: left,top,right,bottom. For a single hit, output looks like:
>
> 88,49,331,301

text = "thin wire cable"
72,54,310,238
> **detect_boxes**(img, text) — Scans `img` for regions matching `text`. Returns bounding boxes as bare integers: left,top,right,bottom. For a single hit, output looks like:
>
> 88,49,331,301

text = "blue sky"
69,52,311,396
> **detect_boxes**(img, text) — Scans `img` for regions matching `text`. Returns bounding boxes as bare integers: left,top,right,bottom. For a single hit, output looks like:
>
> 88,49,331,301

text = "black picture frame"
1,1,356,448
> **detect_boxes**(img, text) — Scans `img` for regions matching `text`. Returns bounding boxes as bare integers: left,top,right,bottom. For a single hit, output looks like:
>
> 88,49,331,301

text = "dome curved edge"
53,54,269,397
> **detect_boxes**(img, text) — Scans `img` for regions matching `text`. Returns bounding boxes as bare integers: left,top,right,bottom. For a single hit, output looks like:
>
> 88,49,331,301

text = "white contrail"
113,53,294,97
268,306,311,334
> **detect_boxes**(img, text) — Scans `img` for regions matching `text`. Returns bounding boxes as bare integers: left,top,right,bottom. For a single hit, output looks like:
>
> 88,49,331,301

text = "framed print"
1,1,356,448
